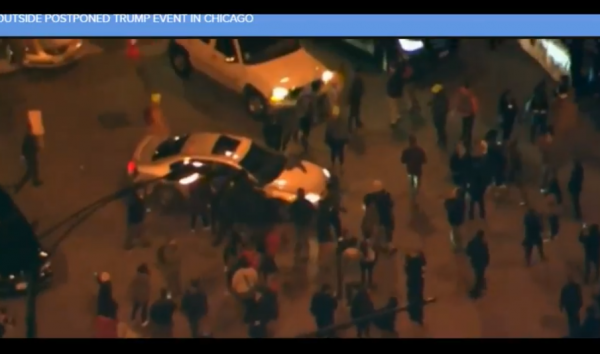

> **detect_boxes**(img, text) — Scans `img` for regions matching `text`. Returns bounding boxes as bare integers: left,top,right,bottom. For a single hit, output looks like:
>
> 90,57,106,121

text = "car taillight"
127,161,137,175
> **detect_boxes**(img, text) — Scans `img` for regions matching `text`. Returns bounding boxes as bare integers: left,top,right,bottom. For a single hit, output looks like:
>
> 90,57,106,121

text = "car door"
186,38,215,76
204,161,241,191
205,38,245,92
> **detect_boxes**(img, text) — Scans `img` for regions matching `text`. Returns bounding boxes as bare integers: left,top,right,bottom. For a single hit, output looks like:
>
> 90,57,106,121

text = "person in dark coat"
484,130,507,193
466,141,489,220
289,188,315,261
359,237,377,287
310,284,338,337
15,132,42,192
149,288,177,338
262,116,283,151
401,134,427,206
444,187,466,252
246,287,278,338
559,277,583,337
181,279,208,338
325,115,349,170
466,230,490,298
347,66,365,132
449,142,469,187
579,224,600,283
498,89,518,142
528,81,549,143
429,84,449,147
350,288,374,338
405,252,426,325
96,272,117,319
506,140,527,206
129,263,151,325
363,180,395,252
125,191,148,250
546,172,563,206
568,160,584,220
523,208,545,265
189,177,212,232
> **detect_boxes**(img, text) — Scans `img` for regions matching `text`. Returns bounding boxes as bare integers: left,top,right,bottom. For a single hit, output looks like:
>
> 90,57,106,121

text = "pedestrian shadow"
408,208,437,237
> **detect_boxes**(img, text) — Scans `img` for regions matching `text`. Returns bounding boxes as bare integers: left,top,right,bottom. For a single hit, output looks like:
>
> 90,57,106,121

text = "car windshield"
239,143,286,185
237,38,301,65
152,135,190,161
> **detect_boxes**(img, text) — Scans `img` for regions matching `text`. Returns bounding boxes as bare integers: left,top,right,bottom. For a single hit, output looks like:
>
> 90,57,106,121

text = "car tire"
168,42,192,79
150,185,185,214
243,88,268,120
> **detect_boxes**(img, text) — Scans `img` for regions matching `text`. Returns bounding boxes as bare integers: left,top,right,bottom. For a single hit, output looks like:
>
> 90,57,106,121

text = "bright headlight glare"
271,87,289,101
322,70,334,83
322,168,331,179
305,193,321,204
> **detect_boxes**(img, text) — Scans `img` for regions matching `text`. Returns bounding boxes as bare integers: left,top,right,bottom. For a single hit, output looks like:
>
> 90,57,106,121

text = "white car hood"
247,49,325,90
267,160,328,197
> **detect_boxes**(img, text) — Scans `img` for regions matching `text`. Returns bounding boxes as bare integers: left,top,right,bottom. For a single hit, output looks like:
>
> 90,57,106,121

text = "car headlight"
322,168,331,179
305,193,321,204
322,70,334,83
270,87,289,102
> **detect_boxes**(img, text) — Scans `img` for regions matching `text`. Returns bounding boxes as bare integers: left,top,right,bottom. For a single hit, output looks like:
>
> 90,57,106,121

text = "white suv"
168,38,336,118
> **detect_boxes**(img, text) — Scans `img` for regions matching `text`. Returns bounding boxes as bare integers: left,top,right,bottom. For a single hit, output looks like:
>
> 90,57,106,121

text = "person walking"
181,279,209,338
14,130,42,192
149,288,177,338
523,209,545,265
289,188,316,262
498,89,519,142
466,141,489,220
506,139,527,206
405,251,426,325
129,263,151,326
527,81,549,143
453,81,479,149
444,187,466,252
386,61,406,128
568,159,584,220
579,224,600,283
401,134,427,207
189,177,212,233
347,66,365,132
544,192,560,240
310,284,338,337
350,288,374,338
124,191,148,250
358,237,377,288
466,230,490,298
363,180,395,252
429,83,449,147
325,114,349,172
559,277,583,337
449,142,469,188
157,238,182,298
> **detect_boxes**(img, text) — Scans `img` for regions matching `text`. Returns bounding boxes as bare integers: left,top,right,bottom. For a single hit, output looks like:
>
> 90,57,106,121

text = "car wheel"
151,185,185,214
243,88,268,120
169,43,191,79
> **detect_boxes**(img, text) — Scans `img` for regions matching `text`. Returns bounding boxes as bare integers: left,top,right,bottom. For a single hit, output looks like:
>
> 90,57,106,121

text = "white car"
1,39,84,68
167,38,336,118
129,132,331,209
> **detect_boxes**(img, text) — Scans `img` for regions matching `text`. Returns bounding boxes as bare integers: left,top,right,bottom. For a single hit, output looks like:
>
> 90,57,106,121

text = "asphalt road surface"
1,39,600,338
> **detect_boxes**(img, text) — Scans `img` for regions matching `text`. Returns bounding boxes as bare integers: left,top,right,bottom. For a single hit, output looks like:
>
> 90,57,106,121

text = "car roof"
183,132,252,161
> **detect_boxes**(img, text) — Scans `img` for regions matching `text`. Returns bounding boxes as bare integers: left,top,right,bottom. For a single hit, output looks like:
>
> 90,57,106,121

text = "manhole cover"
98,112,130,130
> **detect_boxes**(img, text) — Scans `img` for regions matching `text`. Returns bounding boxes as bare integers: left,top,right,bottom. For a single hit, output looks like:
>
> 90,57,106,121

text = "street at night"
1,39,600,338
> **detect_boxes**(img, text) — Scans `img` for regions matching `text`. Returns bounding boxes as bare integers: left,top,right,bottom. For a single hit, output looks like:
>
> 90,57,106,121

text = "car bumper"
22,42,85,68
268,80,340,114
0,270,53,296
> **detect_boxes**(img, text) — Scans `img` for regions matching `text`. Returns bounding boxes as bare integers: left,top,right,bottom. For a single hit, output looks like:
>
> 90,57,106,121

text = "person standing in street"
466,230,490,298
405,251,426,325
149,288,177,338
15,130,42,192
347,66,365,132
484,129,507,196
498,89,519,142
325,114,349,172
363,180,396,252
559,277,583,337
351,287,375,338
449,142,469,188
181,279,208,338
189,177,212,233
579,224,600,283
359,237,377,288
429,83,449,147
453,81,479,149
444,187,466,252
125,191,148,250
310,284,338,337
528,81,549,143
544,192,560,241
289,188,316,262
157,238,182,298
145,93,169,136
401,134,427,208
129,263,151,326
568,159,584,220
386,61,406,129
262,116,283,151
466,141,489,220
523,208,545,266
